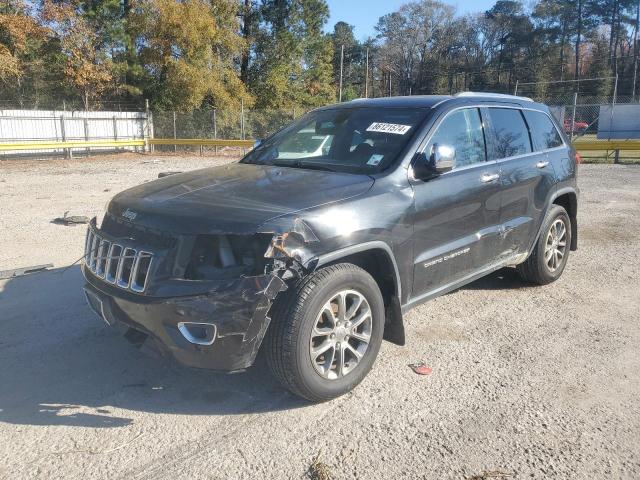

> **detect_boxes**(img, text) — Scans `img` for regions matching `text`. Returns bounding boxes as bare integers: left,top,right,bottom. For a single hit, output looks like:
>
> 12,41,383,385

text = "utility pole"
633,0,640,101
339,44,344,102
365,47,369,98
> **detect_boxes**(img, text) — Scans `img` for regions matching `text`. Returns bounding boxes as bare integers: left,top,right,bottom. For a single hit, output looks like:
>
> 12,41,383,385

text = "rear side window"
487,108,532,159
427,108,486,168
523,110,564,150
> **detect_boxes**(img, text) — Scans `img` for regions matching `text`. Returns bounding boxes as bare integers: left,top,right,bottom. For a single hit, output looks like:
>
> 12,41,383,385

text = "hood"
107,163,374,235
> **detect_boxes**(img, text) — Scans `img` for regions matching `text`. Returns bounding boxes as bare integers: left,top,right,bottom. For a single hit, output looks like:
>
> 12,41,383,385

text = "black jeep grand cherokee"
83,93,578,401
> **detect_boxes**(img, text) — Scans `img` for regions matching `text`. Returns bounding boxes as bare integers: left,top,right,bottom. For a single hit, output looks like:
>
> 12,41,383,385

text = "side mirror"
412,143,456,180
431,144,456,173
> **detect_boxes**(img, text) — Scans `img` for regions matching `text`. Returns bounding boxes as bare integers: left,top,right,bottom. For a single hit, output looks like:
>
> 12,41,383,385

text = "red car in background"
564,119,589,134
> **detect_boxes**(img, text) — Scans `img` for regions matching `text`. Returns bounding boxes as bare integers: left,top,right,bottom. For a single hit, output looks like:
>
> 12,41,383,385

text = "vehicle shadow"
0,266,308,429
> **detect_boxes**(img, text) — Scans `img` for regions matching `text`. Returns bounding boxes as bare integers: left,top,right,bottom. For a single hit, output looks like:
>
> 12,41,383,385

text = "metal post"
112,115,118,142
240,99,246,155
145,99,153,153
633,56,639,103
388,71,392,97
610,74,618,141
339,44,344,102
60,114,72,159
365,47,369,98
83,117,90,156
213,109,218,155
571,92,578,141
172,111,177,153
240,99,245,140
634,0,640,102
514,80,519,96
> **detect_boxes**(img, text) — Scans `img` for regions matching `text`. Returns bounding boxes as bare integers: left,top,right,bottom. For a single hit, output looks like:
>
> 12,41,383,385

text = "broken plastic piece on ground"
408,362,433,375
467,470,512,480
158,171,182,178
52,211,90,225
0,263,54,280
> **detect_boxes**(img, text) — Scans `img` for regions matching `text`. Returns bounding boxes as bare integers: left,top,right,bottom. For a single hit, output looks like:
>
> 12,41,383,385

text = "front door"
410,107,502,300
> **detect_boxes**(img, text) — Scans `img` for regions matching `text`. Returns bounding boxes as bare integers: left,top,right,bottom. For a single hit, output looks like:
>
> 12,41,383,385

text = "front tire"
265,263,385,402
517,205,572,285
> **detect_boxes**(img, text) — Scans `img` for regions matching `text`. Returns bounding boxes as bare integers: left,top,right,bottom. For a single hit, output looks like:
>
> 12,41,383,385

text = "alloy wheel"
544,218,567,272
309,289,372,380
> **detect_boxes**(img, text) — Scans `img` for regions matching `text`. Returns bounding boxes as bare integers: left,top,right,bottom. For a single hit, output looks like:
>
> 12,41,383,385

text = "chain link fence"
2,77,639,162
515,78,640,138
0,101,306,159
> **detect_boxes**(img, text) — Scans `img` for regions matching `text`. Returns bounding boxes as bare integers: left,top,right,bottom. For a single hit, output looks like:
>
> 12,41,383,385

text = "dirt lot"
1,155,639,479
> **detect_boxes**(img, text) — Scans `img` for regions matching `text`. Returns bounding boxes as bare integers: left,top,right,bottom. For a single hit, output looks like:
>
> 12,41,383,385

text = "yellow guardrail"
572,140,640,151
0,138,254,152
149,138,254,147
0,139,145,151
2,137,637,156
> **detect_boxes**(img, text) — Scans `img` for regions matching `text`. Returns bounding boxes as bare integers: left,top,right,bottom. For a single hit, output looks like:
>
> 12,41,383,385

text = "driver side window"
427,108,487,168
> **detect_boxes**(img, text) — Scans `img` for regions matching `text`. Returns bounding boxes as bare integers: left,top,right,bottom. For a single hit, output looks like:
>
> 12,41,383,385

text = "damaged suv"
82,93,578,402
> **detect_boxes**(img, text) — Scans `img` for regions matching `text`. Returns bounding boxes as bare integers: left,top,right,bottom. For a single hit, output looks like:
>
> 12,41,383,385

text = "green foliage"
247,0,335,109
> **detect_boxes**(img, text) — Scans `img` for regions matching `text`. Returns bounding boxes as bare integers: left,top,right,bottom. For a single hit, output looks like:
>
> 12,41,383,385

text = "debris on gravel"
408,362,433,375
307,450,333,480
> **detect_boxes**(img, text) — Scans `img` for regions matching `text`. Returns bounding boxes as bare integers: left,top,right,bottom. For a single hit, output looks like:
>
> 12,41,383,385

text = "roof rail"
454,91,534,102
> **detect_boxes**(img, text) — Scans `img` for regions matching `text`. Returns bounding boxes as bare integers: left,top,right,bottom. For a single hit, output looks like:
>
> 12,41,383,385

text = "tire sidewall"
293,268,385,399
536,206,571,282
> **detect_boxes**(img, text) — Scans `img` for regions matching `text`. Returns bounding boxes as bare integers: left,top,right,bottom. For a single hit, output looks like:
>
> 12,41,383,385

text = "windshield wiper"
271,160,336,172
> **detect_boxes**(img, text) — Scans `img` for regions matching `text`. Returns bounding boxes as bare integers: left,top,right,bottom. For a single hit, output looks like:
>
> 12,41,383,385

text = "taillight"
575,152,582,165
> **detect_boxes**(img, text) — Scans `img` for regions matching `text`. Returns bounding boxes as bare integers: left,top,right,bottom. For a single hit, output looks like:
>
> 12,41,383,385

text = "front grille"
85,227,154,293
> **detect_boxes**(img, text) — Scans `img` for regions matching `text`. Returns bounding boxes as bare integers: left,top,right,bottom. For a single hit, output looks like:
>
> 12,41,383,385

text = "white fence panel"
0,109,149,156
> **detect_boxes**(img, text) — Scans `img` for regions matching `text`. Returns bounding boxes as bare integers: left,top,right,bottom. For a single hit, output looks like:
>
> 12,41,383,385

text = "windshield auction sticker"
366,122,412,135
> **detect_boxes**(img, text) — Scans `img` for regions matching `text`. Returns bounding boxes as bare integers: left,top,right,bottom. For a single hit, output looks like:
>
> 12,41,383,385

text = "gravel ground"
0,155,639,479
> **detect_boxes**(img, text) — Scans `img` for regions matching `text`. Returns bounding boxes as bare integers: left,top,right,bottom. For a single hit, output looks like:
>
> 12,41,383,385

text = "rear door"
485,107,556,258
410,107,502,299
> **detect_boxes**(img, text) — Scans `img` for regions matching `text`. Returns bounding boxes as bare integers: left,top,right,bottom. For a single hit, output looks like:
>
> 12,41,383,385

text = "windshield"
242,107,429,174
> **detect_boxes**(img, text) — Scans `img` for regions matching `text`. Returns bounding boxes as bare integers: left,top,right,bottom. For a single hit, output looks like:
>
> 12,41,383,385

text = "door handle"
536,161,549,169
480,173,500,183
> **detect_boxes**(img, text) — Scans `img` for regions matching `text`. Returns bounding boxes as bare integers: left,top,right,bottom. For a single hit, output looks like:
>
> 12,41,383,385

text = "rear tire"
265,263,385,402
517,205,571,285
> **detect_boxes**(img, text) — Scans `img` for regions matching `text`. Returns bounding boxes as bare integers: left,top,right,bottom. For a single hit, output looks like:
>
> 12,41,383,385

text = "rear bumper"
82,264,286,372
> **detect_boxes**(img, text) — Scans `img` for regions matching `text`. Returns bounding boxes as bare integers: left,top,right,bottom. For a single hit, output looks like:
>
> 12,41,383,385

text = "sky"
325,0,497,40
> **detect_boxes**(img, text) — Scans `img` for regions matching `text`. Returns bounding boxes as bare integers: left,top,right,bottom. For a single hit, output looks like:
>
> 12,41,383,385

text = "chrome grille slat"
117,247,136,288
130,252,153,293
106,244,122,283
89,235,99,270
96,240,110,278
84,226,154,293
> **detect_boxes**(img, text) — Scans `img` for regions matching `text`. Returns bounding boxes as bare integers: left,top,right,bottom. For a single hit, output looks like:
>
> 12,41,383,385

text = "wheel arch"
550,187,578,251
313,242,405,346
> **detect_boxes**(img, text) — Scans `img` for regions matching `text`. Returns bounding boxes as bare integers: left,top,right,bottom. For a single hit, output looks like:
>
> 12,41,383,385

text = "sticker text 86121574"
366,122,412,135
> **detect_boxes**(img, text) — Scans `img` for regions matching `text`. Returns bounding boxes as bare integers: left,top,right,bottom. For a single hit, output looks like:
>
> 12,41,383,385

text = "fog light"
177,322,217,346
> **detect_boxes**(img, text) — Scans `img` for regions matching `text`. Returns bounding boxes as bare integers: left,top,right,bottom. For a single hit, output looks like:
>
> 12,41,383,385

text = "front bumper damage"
81,216,320,372
83,266,286,371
